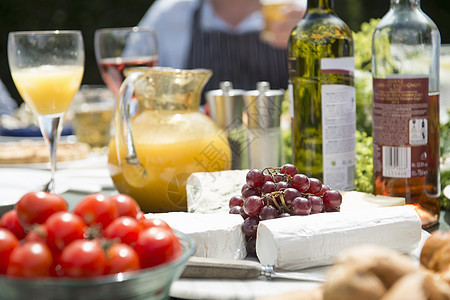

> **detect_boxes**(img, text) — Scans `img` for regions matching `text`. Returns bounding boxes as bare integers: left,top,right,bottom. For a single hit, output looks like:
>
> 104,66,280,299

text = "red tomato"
106,243,140,274
7,241,53,278
104,217,140,245
73,193,118,228
109,194,141,218
60,239,107,277
134,227,182,269
45,212,86,252
139,217,172,232
24,224,47,244
16,191,67,229
0,209,26,240
0,228,19,274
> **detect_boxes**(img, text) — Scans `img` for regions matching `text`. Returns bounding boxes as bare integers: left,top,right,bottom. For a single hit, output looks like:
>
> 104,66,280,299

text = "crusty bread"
381,270,450,300
322,245,418,300
421,231,450,270
420,230,450,285
0,140,90,164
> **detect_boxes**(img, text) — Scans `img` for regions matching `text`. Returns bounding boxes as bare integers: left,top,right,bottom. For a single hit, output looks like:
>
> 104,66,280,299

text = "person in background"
0,79,17,115
138,0,306,104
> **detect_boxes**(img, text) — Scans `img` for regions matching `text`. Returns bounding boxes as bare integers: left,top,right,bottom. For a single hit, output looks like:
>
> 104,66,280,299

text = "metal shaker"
206,82,248,170
244,82,284,169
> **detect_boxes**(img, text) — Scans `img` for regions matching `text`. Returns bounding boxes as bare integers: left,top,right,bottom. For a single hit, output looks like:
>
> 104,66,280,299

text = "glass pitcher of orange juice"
108,67,231,212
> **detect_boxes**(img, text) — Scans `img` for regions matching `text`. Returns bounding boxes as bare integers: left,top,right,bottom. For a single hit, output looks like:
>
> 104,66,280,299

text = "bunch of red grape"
228,164,342,256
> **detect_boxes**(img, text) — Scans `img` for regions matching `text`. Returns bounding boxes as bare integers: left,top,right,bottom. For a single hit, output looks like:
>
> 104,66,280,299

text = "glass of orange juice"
8,31,84,192
260,0,306,45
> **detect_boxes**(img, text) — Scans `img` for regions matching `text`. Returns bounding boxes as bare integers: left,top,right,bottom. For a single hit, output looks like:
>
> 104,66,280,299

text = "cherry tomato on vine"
73,193,118,228
134,227,182,269
45,212,86,253
104,216,140,245
109,194,141,218
16,191,67,229
106,243,140,274
0,209,26,240
60,239,107,278
0,228,19,274
7,241,54,278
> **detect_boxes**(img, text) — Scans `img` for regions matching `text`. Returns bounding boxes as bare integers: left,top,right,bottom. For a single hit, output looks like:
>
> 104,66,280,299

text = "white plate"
0,169,70,215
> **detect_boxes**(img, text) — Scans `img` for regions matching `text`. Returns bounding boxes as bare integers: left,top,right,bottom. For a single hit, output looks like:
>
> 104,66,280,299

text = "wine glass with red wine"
94,27,158,96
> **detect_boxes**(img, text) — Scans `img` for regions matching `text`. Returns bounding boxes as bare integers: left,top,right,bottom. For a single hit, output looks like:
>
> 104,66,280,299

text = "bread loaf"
322,245,418,300
420,230,450,285
381,270,450,300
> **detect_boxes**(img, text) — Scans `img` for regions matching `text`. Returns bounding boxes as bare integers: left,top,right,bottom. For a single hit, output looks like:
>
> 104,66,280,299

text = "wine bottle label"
321,83,356,190
321,57,355,76
319,57,356,190
373,77,431,178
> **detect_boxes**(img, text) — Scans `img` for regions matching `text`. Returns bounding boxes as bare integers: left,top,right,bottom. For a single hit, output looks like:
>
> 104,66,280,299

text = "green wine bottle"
288,0,356,190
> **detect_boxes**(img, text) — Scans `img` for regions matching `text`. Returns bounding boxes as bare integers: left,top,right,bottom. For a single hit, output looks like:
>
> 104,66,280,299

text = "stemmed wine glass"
8,30,84,192
94,27,158,96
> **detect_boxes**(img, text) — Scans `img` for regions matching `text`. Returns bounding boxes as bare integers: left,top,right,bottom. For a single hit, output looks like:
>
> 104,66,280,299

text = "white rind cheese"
146,212,246,260
186,170,248,214
339,190,405,211
256,206,422,270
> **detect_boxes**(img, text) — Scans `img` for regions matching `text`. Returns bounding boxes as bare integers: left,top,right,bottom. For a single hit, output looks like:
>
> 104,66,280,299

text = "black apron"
186,1,289,104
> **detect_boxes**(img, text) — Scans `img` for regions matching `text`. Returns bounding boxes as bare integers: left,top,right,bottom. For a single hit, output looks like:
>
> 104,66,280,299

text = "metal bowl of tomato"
0,192,196,300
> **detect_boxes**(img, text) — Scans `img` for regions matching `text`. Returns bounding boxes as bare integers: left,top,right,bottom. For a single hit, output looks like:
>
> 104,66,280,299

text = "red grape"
280,164,298,177
239,206,249,219
291,197,311,216
323,189,342,211
264,174,274,182
309,195,323,214
229,206,241,214
283,188,301,206
306,178,322,194
262,194,277,207
275,181,289,191
259,206,278,220
246,169,265,189
242,216,259,237
229,195,244,208
243,196,263,217
242,187,259,199
261,181,276,195
241,184,250,193
273,174,284,183
291,174,310,193
246,236,257,256
318,184,331,196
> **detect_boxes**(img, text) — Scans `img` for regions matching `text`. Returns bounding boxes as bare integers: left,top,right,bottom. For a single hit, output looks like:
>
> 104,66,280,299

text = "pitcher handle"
115,71,148,188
